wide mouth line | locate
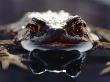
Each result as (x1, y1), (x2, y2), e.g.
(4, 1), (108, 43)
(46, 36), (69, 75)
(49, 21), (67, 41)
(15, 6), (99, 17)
(34, 41), (88, 48)
(21, 40), (93, 52)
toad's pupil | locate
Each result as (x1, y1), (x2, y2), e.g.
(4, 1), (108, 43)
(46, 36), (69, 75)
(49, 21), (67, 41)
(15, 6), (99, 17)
(32, 25), (39, 32)
(73, 26), (83, 36)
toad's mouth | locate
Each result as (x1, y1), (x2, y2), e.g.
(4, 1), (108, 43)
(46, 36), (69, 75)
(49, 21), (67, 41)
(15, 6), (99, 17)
(21, 40), (93, 52)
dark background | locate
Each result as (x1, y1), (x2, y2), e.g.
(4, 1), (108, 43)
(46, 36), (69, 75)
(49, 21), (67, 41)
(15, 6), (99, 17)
(0, 0), (110, 82)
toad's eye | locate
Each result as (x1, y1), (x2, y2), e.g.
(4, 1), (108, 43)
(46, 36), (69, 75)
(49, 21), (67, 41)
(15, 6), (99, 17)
(73, 24), (84, 36)
(26, 23), (38, 33)
(64, 16), (86, 36)
(26, 18), (47, 33)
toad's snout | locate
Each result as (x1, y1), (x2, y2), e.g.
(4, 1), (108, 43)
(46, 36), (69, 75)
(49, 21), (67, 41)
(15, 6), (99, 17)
(41, 28), (83, 44)
(45, 28), (66, 42)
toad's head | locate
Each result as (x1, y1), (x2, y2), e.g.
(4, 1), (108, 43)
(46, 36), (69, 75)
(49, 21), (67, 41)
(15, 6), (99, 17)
(16, 11), (93, 52)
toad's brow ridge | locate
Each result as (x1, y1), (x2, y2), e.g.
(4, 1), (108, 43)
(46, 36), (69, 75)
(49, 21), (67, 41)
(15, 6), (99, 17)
(27, 10), (79, 29)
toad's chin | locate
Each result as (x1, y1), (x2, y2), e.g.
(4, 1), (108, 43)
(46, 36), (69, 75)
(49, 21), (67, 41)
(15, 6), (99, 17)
(21, 40), (93, 52)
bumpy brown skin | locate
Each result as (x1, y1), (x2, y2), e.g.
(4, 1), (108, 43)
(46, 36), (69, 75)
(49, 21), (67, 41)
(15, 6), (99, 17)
(0, 13), (110, 75)
(0, 40), (27, 70)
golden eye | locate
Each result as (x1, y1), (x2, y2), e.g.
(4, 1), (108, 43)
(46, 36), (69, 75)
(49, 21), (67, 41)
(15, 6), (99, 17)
(26, 18), (46, 33)
(73, 26), (83, 35)
(26, 23), (39, 33)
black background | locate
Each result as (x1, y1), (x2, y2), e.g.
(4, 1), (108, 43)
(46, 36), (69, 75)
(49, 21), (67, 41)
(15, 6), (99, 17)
(0, 0), (110, 82)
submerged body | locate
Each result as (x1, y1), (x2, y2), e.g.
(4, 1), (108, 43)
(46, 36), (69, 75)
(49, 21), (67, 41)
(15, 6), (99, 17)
(0, 10), (110, 78)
